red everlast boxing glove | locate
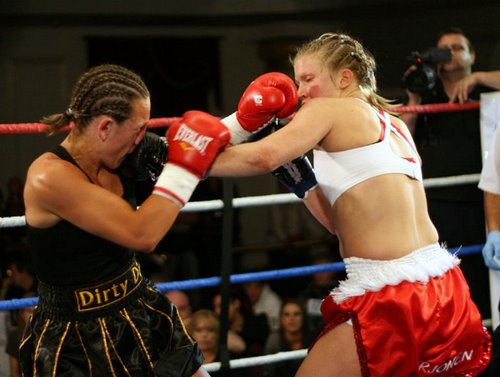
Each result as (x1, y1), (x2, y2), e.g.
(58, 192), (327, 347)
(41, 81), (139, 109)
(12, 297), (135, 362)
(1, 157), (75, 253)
(153, 111), (230, 207)
(222, 72), (298, 145)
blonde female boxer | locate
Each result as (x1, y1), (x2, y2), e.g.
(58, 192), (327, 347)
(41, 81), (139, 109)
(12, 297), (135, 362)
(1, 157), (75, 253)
(210, 33), (491, 376)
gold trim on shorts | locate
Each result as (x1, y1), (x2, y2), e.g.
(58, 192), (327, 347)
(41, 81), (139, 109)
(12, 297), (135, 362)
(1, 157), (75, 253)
(74, 262), (142, 312)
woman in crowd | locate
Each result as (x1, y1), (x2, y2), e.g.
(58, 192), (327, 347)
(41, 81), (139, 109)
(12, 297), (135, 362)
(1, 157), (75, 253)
(263, 298), (313, 377)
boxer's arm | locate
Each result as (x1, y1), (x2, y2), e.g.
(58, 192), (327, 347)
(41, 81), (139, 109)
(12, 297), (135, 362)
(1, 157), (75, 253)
(304, 188), (336, 235)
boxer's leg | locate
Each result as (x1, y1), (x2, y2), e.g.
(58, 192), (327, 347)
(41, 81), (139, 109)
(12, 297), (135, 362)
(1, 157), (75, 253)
(296, 322), (361, 377)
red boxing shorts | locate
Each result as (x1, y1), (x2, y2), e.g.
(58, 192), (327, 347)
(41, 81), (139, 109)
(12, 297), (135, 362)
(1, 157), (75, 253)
(313, 244), (491, 377)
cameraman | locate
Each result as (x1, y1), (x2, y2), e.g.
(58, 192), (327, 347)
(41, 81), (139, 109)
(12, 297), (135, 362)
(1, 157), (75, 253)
(401, 27), (500, 320)
(402, 27), (500, 133)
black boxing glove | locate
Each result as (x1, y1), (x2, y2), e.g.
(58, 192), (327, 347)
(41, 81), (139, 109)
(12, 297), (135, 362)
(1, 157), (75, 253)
(119, 132), (168, 181)
(272, 155), (318, 199)
(266, 119), (318, 199)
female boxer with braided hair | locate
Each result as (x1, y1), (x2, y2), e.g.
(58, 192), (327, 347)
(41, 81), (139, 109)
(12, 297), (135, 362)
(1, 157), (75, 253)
(20, 63), (297, 376)
(210, 33), (491, 376)
(21, 64), (227, 377)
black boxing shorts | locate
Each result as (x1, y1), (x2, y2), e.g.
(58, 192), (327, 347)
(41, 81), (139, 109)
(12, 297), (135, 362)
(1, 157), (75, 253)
(19, 261), (203, 377)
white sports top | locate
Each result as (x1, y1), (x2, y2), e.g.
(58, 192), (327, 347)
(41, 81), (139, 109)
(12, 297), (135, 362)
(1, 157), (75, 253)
(313, 108), (423, 206)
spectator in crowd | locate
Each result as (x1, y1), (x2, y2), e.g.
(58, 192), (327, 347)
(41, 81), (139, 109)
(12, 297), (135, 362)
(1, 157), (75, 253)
(2, 245), (37, 377)
(263, 298), (313, 377)
(165, 290), (194, 329)
(190, 309), (221, 365)
(212, 287), (270, 358)
(401, 27), (500, 318)
(189, 309), (250, 377)
(243, 281), (282, 332)
(298, 250), (346, 337)
(3, 242), (37, 301)
(5, 291), (36, 377)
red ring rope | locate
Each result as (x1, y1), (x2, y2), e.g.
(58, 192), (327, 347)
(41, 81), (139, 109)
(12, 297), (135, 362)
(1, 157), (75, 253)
(395, 101), (480, 114)
(0, 102), (480, 135)
(0, 117), (180, 135)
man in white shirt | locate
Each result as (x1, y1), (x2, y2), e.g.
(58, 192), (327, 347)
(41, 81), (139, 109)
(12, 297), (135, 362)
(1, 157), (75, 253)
(243, 281), (282, 331)
(478, 123), (500, 376)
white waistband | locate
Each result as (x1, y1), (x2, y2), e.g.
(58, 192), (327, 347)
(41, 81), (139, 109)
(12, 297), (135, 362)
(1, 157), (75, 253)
(332, 243), (460, 304)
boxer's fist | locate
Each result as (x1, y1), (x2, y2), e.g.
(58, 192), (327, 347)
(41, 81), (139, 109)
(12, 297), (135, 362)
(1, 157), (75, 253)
(119, 132), (168, 181)
(272, 155), (318, 199)
(153, 111), (230, 207)
(222, 72), (298, 145)
(168, 111), (229, 177)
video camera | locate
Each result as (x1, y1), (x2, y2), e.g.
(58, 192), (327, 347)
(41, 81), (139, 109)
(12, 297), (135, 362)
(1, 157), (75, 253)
(402, 47), (452, 95)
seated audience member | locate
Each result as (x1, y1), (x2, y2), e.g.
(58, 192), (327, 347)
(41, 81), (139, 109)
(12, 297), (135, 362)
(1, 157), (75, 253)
(298, 251), (346, 337)
(2, 245), (38, 377)
(190, 309), (250, 377)
(165, 290), (193, 328)
(6, 291), (36, 377)
(263, 298), (314, 377)
(243, 281), (282, 331)
(212, 287), (270, 357)
(190, 309), (221, 364)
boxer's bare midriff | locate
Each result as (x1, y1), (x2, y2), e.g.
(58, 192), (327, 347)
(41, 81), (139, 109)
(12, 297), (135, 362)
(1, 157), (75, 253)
(333, 174), (439, 260)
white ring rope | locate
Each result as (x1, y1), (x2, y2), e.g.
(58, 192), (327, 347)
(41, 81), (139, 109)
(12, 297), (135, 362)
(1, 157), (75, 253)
(0, 173), (481, 227)
(423, 173), (480, 188)
(0, 215), (26, 228)
(184, 192), (301, 213)
(204, 349), (308, 372)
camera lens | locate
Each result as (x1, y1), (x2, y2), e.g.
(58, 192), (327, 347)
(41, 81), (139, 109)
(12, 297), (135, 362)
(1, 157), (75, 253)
(402, 65), (437, 95)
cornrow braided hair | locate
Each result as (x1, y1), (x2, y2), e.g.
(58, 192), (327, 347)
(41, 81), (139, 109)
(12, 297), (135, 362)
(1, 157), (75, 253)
(293, 33), (399, 112)
(41, 64), (150, 135)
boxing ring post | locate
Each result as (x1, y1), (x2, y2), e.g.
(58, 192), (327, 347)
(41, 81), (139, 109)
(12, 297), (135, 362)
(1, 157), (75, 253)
(219, 177), (235, 373)
(479, 91), (500, 330)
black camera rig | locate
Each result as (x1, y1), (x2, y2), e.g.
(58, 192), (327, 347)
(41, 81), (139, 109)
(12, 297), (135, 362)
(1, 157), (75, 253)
(402, 47), (452, 95)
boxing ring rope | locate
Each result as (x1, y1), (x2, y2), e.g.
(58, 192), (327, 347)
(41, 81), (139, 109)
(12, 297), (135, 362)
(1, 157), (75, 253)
(204, 349), (308, 372)
(0, 101), (480, 135)
(0, 100), (492, 372)
(396, 101), (479, 114)
(0, 174), (483, 229)
(0, 117), (179, 134)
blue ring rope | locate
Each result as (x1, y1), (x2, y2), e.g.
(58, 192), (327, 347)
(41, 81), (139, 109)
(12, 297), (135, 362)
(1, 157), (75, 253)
(0, 244), (483, 311)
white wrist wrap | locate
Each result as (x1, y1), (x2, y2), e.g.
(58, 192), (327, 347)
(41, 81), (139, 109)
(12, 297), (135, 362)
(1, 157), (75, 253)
(221, 112), (251, 145)
(153, 163), (200, 207)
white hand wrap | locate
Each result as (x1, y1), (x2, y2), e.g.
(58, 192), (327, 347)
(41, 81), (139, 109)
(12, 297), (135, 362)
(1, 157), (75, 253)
(153, 164), (200, 207)
(221, 112), (251, 145)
